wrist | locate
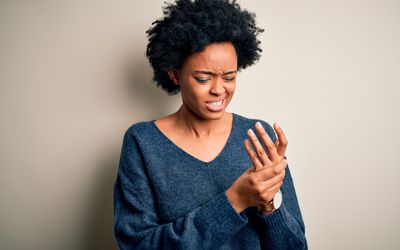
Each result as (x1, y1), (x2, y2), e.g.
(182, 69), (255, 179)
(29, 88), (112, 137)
(226, 188), (246, 214)
(257, 190), (283, 215)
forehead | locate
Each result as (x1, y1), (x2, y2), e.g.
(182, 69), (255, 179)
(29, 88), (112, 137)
(182, 42), (238, 71)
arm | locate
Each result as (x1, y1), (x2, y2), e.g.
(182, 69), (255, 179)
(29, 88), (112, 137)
(238, 121), (307, 249)
(257, 163), (308, 250)
(257, 120), (307, 249)
(113, 129), (248, 250)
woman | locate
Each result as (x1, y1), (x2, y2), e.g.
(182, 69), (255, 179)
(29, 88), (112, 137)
(113, 0), (307, 249)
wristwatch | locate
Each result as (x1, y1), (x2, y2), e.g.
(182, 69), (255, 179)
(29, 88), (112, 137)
(257, 190), (282, 215)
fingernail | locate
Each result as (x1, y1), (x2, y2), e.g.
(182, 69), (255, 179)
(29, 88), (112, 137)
(248, 129), (255, 136)
(255, 122), (263, 128)
(275, 122), (281, 129)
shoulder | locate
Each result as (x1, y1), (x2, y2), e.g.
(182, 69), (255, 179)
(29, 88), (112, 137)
(118, 120), (159, 159)
(233, 113), (277, 142)
(122, 120), (155, 142)
(127, 120), (151, 133)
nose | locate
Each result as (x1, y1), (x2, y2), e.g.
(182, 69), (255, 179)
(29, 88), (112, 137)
(209, 77), (225, 95)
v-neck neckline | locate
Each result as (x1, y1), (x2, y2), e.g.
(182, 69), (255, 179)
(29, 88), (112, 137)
(151, 113), (237, 165)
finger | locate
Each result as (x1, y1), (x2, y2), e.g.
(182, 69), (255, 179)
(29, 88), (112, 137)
(243, 139), (263, 172)
(273, 122), (288, 157)
(257, 159), (287, 181)
(247, 128), (271, 166)
(263, 169), (285, 191)
(246, 166), (255, 175)
(266, 179), (283, 193)
(256, 180), (283, 203)
(255, 122), (279, 162)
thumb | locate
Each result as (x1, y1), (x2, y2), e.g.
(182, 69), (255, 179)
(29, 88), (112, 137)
(245, 165), (255, 175)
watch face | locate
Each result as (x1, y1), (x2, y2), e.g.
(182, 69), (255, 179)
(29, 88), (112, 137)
(273, 190), (283, 209)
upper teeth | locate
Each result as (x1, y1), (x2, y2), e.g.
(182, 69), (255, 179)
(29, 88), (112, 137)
(207, 100), (223, 106)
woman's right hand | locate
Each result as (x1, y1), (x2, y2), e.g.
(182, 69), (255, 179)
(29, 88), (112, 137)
(226, 158), (287, 213)
(226, 122), (288, 214)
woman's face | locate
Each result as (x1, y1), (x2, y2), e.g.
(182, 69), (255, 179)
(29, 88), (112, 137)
(169, 42), (238, 120)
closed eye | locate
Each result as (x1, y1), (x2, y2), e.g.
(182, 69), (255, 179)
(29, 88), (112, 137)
(194, 78), (210, 83)
(223, 77), (235, 82)
(194, 77), (236, 83)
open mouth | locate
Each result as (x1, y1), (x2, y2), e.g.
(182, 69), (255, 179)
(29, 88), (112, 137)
(206, 99), (224, 107)
(205, 98), (226, 111)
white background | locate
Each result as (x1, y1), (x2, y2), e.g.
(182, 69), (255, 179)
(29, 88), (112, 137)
(1, 0), (399, 249)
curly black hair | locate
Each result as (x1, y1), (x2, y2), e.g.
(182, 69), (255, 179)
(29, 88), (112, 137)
(145, 0), (264, 95)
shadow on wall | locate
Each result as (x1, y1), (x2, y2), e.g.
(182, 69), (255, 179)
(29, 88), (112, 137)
(123, 51), (180, 120)
(81, 52), (180, 249)
(83, 152), (120, 250)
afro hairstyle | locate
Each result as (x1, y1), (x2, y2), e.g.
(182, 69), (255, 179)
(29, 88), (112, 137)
(145, 0), (264, 95)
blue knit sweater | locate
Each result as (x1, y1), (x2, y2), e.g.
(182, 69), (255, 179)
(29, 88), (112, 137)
(113, 113), (307, 249)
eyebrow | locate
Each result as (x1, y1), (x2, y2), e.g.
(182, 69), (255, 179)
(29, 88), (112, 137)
(194, 70), (238, 76)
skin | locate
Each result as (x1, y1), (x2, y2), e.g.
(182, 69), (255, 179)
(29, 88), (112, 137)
(155, 42), (289, 214)
(227, 121), (288, 214)
(156, 42), (238, 162)
(169, 42), (237, 122)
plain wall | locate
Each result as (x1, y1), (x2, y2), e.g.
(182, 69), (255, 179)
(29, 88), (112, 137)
(1, 0), (399, 249)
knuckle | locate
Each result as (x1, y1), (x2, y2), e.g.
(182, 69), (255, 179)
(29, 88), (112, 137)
(266, 168), (275, 177)
(255, 186), (263, 195)
(259, 128), (267, 136)
(260, 132), (269, 141)
(280, 170), (286, 179)
(273, 166), (280, 175)
(272, 158), (280, 165)
(249, 175), (257, 185)
(250, 152), (257, 161)
(248, 149), (254, 156)
(267, 143), (275, 151)
(255, 163), (264, 171)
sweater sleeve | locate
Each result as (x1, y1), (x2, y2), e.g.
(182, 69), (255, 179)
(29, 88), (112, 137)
(113, 128), (248, 250)
(256, 164), (308, 250)
(255, 120), (308, 249)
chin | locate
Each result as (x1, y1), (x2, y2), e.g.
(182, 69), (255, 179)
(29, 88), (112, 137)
(201, 109), (227, 120)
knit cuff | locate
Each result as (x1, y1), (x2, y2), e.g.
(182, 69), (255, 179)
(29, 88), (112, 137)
(257, 202), (307, 249)
(258, 202), (291, 235)
(194, 191), (248, 246)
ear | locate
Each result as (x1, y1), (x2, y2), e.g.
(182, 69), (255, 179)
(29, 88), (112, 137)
(167, 69), (180, 86)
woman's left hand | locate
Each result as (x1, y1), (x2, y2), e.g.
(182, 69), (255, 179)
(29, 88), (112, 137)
(243, 122), (288, 201)
(245, 122), (288, 169)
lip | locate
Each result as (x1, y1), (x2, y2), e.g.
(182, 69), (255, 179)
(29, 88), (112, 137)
(206, 97), (226, 103)
(205, 98), (226, 112)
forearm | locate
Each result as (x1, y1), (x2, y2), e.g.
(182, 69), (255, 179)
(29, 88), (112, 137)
(115, 180), (249, 250)
(258, 203), (307, 249)
(257, 166), (307, 249)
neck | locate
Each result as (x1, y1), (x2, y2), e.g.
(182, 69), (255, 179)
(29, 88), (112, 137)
(174, 105), (231, 138)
